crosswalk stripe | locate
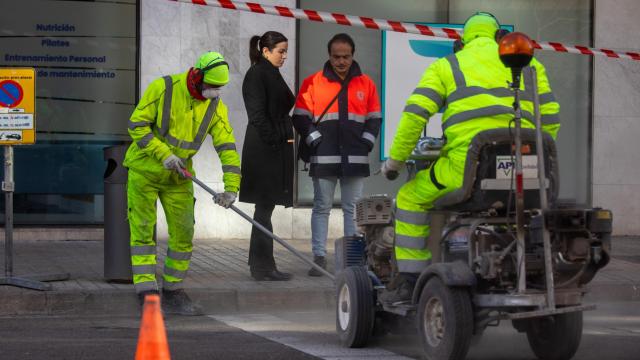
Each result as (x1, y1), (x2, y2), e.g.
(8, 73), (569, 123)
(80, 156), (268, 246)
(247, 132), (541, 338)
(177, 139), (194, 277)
(209, 313), (414, 360)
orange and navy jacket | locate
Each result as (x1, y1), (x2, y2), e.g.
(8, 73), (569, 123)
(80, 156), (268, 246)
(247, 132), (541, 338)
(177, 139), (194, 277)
(292, 61), (381, 177)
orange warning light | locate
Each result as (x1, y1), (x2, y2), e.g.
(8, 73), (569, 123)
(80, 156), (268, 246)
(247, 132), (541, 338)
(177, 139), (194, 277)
(499, 32), (535, 69)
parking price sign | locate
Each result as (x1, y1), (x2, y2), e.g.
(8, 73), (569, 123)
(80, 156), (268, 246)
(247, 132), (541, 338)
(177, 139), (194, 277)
(0, 68), (36, 145)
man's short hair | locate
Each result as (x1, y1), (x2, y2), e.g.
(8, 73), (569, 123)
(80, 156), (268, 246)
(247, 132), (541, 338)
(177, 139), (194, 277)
(327, 33), (355, 54)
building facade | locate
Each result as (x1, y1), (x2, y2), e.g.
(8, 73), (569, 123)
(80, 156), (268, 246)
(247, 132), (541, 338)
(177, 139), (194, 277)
(0, 0), (638, 238)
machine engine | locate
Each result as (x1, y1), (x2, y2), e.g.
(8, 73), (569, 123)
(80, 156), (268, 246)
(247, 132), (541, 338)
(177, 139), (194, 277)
(355, 195), (395, 282)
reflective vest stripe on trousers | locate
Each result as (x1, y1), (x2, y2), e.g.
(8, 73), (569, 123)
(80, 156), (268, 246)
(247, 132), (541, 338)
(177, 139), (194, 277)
(395, 208), (432, 271)
(167, 248), (192, 261)
(163, 266), (188, 279)
(396, 208), (430, 225)
(135, 281), (158, 292)
(131, 245), (156, 256)
(132, 264), (156, 275)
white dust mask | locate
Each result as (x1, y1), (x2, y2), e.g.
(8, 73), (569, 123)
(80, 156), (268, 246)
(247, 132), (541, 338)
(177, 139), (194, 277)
(202, 88), (221, 99)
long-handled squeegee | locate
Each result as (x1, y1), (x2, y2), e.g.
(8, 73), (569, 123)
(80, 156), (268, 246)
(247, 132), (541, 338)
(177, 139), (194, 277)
(181, 169), (335, 281)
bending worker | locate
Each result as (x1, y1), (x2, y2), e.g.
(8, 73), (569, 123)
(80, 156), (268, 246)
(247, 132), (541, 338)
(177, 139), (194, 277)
(124, 51), (241, 315)
(380, 13), (560, 303)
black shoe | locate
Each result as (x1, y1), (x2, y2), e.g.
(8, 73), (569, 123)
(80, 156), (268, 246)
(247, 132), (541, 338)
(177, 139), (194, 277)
(308, 256), (327, 277)
(137, 289), (159, 307)
(251, 269), (293, 281)
(161, 289), (203, 316)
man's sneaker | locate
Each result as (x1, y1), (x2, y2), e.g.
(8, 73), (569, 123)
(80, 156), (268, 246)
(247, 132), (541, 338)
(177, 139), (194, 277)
(161, 289), (203, 316)
(308, 256), (327, 277)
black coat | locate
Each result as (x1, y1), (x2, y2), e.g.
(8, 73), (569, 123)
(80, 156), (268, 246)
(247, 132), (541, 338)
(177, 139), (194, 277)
(239, 57), (295, 207)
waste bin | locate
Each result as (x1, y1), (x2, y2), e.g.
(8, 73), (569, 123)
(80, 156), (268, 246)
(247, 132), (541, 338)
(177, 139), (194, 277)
(103, 144), (132, 282)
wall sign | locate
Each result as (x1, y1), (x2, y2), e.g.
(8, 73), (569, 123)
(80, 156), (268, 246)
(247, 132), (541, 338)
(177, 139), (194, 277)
(0, 0), (136, 136)
(0, 68), (36, 145)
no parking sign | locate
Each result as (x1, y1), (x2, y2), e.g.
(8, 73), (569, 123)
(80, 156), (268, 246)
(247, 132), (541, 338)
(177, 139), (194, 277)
(0, 80), (24, 108)
(0, 68), (35, 145)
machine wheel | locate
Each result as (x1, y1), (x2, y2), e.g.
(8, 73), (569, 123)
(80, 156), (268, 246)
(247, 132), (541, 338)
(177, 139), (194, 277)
(336, 266), (375, 348)
(417, 277), (473, 360)
(525, 311), (583, 360)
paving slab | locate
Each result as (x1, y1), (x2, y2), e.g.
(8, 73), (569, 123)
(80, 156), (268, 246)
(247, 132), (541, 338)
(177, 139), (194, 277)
(0, 236), (637, 315)
(0, 237), (334, 316)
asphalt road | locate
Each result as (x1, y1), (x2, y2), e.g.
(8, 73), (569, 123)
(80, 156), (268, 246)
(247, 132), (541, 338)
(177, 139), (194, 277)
(0, 301), (638, 359)
(211, 301), (640, 360)
(0, 314), (319, 360)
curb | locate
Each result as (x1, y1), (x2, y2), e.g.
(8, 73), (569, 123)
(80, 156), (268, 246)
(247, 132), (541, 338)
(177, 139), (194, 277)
(0, 287), (337, 317)
(1, 281), (638, 317)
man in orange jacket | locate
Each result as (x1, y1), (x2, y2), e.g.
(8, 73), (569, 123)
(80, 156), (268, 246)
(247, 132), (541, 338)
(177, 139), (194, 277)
(292, 33), (382, 276)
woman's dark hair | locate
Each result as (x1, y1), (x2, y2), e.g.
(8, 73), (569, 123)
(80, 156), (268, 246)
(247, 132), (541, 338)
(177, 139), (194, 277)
(249, 31), (288, 64)
(327, 33), (355, 54)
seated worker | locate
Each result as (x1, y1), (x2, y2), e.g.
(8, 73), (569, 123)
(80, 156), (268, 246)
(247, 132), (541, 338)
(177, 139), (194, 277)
(380, 12), (560, 302)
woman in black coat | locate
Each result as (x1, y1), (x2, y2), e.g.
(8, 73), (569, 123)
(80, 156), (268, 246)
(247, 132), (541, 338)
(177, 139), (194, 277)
(240, 31), (295, 281)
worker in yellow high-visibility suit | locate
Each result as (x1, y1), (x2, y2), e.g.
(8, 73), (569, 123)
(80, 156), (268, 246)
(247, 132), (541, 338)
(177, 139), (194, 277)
(125, 51), (241, 315)
(380, 13), (560, 302)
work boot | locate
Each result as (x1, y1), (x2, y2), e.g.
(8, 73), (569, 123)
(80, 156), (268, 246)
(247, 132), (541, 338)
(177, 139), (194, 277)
(308, 256), (327, 277)
(137, 289), (160, 307)
(378, 275), (413, 304)
(161, 289), (203, 316)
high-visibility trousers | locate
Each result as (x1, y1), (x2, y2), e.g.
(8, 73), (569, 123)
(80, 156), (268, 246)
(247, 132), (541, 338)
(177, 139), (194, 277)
(128, 170), (195, 294)
(394, 156), (463, 274)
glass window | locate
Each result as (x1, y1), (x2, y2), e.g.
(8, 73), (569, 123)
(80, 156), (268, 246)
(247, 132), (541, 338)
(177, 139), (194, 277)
(0, 0), (137, 224)
(297, 0), (448, 205)
(297, 0), (592, 206)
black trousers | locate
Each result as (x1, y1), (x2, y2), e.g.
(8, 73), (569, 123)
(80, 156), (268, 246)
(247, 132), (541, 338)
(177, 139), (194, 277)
(248, 203), (277, 272)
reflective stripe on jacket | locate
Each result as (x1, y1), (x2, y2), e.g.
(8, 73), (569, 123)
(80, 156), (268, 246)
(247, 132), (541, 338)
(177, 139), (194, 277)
(292, 61), (382, 177)
(390, 37), (560, 166)
(124, 71), (241, 191)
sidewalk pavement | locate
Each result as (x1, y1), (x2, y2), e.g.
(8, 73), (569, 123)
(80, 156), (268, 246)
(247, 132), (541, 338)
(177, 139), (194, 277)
(0, 236), (638, 316)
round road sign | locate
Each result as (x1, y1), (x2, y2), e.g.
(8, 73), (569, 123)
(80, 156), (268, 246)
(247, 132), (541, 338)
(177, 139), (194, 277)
(0, 80), (24, 108)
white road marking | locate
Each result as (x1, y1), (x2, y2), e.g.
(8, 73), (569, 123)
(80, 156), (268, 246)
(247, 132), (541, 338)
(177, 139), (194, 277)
(210, 313), (414, 360)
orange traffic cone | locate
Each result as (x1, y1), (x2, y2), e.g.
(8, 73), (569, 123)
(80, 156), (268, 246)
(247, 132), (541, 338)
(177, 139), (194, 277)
(135, 294), (171, 360)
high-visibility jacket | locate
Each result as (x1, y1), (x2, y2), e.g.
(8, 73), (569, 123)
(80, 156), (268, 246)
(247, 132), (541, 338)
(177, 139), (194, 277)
(390, 37), (560, 274)
(390, 37), (560, 169)
(292, 61), (382, 177)
(124, 71), (241, 191)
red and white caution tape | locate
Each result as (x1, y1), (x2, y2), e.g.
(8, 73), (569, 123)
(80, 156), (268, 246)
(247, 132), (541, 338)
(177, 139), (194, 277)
(173, 0), (462, 39)
(171, 0), (640, 62)
(531, 41), (640, 62)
